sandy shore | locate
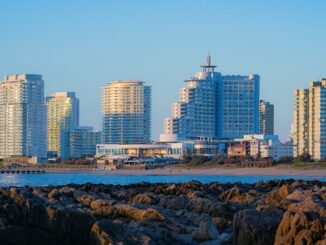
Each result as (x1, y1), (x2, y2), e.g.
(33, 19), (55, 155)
(46, 167), (326, 178)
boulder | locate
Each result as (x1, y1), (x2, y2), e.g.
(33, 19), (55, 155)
(89, 219), (147, 245)
(129, 192), (158, 205)
(274, 193), (326, 245)
(233, 209), (283, 245)
(114, 204), (165, 221)
(192, 219), (219, 242)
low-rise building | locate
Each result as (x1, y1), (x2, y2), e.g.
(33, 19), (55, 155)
(62, 127), (101, 159)
(96, 140), (227, 166)
(231, 134), (293, 160)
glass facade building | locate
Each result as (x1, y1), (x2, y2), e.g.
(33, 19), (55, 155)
(102, 80), (151, 144)
(64, 126), (101, 158)
(46, 92), (79, 158)
(0, 74), (47, 160)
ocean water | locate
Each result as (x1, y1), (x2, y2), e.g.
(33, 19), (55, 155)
(0, 172), (325, 187)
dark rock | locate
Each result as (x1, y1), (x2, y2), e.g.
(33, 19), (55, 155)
(233, 209), (283, 245)
(192, 219), (219, 242)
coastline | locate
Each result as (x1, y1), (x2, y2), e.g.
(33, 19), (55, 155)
(45, 166), (326, 178)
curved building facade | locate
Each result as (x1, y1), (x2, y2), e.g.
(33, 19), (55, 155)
(102, 80), (151, 144)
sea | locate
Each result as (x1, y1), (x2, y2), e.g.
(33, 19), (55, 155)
(0, 172), (325, 187)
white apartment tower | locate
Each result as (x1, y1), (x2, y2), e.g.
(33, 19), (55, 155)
(164, 55), (221, 139)
(46, 92), (79, 158)
(102, 80), (151, 144)
(292, 79), (326, 160)
(259, 100), (274, 135)
(161, 55), (260, 141)
(0, 74), (47, 159)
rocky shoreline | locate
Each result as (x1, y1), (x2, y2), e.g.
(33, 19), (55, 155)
(0, 180), (325, 245)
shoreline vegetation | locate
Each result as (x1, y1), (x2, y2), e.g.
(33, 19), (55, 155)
(0, 180), (324, 244)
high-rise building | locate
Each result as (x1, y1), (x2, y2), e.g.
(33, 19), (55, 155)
(63, 126), (101, 158)
(102, 80), (151, 144)
(220, 74), (260, 139)
(163, 55), (221, 140)
(292, 79), (326, 160)
(0, 74), (47, 160)
(46, 92), (79, 158)
(161, 55), (260, 141)
(259, 100), (274, 135)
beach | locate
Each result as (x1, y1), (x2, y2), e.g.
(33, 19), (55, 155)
(42, 165), (326, 177)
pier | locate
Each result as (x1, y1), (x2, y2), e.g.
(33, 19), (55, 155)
(0, 169), (46, 174)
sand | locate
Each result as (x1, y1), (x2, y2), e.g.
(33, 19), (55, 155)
(46, 166), (326, 177)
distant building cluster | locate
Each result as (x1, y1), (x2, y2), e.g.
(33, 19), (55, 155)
(2, 54), (324, 164)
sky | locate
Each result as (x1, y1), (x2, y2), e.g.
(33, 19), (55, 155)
(0, 0), (325, 140)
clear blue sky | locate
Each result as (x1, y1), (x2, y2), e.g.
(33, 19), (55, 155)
(1, 0), (325, 140)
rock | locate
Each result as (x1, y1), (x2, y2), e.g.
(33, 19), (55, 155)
(219, 187), (256, 204)
(89, 219), (148, 245)
(114, 204), (165, 221)
(129, 192), (158, 205)
(212, 216), (228, 231)
(192, 219), (219, 242)
(233, 209), (283, 245)
(274, 193), (326, 245)
(265, 184), (294, 206)
(73, 190), (99, 206)
(48, 189), (61, 200)
(187, 197), (214, 212)
(0, 181), (323, 244)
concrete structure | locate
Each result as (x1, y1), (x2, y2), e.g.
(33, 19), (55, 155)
(259, 100), (274, 135)
(292, 79), (326, 160)
(46, 92), (79, 158)
(0, 74), (47, 160)
(96, 141), (226, 163)
(161, 54), (259, 141)
(102, 80), (151, 144)
(163, 54), (221, 140)
(227, 144), (246, 157)
(64, 126), (101, 159)
(232, 134), (293, 160)
(220, 74), (260, 139)
(292, 89), (309, 157)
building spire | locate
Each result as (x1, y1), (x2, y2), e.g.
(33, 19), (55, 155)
(206, 51), (211, 66)
(201, 52), (216, 72)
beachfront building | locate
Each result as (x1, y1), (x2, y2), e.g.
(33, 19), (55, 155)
(161, 54), (260, 141)
(220, 74), (260, 139)
(292, 89), (309, 157)
(163, 54), (221, 140)
(102, 80), (151, 144)
(293, 79), (326, 160)
(46, 92), (79, 158)
(230, 134), (293, 160)
(62, 126), (101, 159)
(259, 100), (274, 135)
(0, 74), (47, 161)
(96, 141), (226, 164)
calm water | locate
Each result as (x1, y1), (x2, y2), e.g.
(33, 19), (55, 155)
(0, 172), (325, 187)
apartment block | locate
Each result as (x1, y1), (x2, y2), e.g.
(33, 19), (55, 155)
(102, 80), (151, 144)
(0, 74), (47, 160)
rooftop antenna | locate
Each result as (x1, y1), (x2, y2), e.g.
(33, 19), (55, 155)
(201, 51), (216, 72)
